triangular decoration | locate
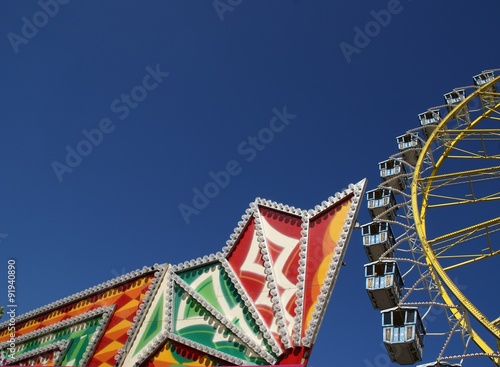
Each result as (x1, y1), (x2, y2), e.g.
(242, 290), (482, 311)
(1, 306), (113, 367)
(0, 179), (366, 367)
(170, 281), (270, 366)
(257, 206), (303, 346)
(225, 215), (285, 350)
(119, 267), (171, 367)
(176, 261), (277, 361)
(136, 295), (164, 353)
(300, 194), (357, 346)
(117, 179), (366, 366)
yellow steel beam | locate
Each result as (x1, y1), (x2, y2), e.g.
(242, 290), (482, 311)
(427, 196), (500, 209)
(428, 217), (500, 245)
(442, 249), (500, 271)
(431, 217), (498, 259)
(444, 129), (500, 133)
(438, 253), (494, 259)
(447, 155), (500, 159)
(418, 165), (500, 183)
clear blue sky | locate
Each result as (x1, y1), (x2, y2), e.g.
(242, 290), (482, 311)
(1, 1), (499, 366)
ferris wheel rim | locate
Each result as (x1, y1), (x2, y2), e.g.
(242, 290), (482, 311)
(410, 74), (500, 361)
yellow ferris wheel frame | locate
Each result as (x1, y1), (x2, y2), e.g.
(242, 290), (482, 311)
(412, 74), (500, 364)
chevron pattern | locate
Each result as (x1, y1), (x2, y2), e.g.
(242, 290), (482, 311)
(0, 179), (365, 367)
(121, 180), (366, 367)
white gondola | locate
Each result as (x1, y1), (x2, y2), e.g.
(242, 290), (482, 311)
(444, 89), (466, 109)
(418, 110), (441, 139)
(473, 71), (497, 106)
(379, 159), (407, 190)
(361, 222), (395, 262)
(473, 71), (495, 86)
(397, 133), (422, 166)
(366, 188), (398, 221)
(365, 260), (403, 310)
(444, 89), (468, 120)
(382, 307), (426, 365)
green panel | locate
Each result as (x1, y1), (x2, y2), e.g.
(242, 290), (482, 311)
(178, 263), (239, 311)
(11, 316), (102, 366)
(177, 263), (275, 357)
(133, 294), (164, 355)
(172, 283), (268, 365)
(61, 335), (89, 366)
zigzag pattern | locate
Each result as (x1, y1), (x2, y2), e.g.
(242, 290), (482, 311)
(121, 180), (366, 367)
(0, 179), (365, 367)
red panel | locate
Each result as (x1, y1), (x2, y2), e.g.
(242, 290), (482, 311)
(226, 217), (278, 345)
(259, 207), (302, 340)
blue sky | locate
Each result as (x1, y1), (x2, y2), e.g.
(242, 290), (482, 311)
(1, 1), (499, 366)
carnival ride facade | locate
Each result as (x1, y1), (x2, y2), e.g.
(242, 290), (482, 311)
(0, 181), (366, 366)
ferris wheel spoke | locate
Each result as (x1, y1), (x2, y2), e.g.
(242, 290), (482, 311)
(426, 193), (500, 209)
(421, 165), (500, 183)
(421, 171), (500, 210)
(483, 101), (500, 115)
(428, 217), (500, 247)
(439, 250), (500, 271)
(444, 143), (500, 159)
(444, 128), (500, 134)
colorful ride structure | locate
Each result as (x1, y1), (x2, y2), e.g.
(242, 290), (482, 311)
(0, 180), (366, 367)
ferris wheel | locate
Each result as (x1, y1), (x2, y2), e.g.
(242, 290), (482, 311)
(361, 69), (500, 366)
